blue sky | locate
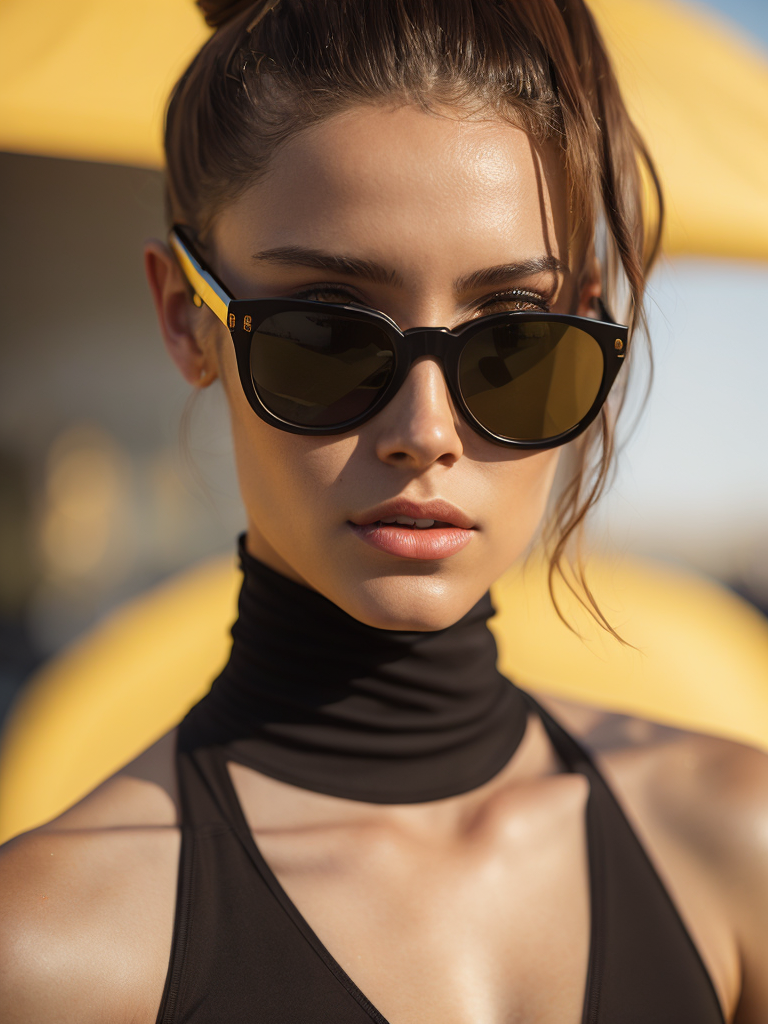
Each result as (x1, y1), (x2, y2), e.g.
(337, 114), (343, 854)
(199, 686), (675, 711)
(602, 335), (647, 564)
(697, 0), (768, 48)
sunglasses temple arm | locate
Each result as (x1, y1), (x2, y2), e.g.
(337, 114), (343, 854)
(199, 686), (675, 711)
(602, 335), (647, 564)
(169, 229), (232, 327)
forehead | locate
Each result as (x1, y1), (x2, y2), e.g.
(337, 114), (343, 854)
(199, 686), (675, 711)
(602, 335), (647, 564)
(214, 104), (570, 279)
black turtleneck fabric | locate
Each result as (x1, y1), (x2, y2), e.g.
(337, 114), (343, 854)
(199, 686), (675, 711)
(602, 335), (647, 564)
(161, 540), (726, 1024)
(179, 537), (530, 803)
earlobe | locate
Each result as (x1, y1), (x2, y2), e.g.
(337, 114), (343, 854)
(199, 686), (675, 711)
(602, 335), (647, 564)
(144, 240), (215, 386)
(197, 364), (217, 388)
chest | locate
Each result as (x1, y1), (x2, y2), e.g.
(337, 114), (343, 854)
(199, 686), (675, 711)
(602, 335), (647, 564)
(256, 777), (591, 1024)
(153, 746), (728, 1024)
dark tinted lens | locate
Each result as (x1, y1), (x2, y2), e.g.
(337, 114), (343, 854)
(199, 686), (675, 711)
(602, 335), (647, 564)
(458, 321), (604, 441)
(249, 311), (394, 427)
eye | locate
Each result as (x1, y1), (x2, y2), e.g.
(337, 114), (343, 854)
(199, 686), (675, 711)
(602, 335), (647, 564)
(478, 289), (550, 315)
(292, 286), (357, 305)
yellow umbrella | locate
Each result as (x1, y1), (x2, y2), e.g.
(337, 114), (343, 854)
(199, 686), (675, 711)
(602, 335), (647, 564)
(0, 0), (766, 260)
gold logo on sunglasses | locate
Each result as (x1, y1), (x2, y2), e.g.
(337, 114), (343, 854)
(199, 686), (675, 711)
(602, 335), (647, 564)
(228, 312), (236, 329)
(244, 315), (252, 332)
(614, 338), (624, 350)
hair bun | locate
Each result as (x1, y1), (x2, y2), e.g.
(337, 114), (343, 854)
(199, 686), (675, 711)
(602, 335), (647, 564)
(196, 0), (258, 29)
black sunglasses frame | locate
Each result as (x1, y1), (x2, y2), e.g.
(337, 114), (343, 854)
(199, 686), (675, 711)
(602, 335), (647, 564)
(170, 225), (628, 450)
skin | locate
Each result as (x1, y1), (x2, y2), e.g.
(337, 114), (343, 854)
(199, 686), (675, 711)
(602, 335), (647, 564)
(2, 104), (768, 1024)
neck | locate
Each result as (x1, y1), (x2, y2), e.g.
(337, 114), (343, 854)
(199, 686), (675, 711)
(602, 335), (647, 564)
(179, 537), (530, 803)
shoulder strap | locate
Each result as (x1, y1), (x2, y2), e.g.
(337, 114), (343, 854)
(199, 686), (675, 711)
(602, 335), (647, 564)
(156, 730), (386, 1024)
(523, 691), (724, 1024)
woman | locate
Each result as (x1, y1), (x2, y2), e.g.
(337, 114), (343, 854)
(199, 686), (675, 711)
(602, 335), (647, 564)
(2, 0), (767, 1020)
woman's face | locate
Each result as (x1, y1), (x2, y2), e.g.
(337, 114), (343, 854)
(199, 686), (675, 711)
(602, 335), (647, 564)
(151, 104), (599, 630)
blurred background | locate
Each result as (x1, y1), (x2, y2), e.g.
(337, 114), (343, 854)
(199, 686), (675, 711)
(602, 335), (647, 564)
(0, 0), (767, 734)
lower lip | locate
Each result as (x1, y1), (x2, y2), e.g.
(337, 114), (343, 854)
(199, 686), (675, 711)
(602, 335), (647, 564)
(349, 522), (474, 560)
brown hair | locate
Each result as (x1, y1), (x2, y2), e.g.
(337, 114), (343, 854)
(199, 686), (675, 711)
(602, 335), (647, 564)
(165, 0), (663, 637)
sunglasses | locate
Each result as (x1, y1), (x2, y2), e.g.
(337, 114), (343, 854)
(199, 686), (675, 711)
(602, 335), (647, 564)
(169, 226), (628, 450)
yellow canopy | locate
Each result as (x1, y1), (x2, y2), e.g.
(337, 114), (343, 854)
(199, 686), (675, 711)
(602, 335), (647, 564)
(0, 0), (766, 260)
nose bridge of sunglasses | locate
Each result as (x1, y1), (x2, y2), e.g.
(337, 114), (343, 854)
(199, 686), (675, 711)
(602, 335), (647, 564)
(401, 327), (456, 361)
(392, 329), (474, 416)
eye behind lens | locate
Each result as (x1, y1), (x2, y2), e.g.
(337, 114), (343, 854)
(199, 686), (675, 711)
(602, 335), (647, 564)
(458, 321), (605, 441)
(248, 311), (396, 427)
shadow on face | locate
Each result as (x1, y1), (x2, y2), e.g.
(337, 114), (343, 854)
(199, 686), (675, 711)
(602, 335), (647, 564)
(153, 103), (601, 630)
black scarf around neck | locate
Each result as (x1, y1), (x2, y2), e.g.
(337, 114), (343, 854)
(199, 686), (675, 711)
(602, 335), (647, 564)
(179, 537), (529, 803)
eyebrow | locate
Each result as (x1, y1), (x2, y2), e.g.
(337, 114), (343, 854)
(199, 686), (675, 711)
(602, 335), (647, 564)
(252, 247), (568, 292)
(253, 247), (402, 287)
(455, 255), (568, 292)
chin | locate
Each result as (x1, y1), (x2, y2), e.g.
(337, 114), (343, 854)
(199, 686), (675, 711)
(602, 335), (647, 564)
(335, 571), (486, 632)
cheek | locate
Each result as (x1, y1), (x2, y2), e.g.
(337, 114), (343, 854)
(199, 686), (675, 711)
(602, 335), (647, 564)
(227, 390), (355, 535)
(485, 448), (561, 558)
(231, 414), (339, 511)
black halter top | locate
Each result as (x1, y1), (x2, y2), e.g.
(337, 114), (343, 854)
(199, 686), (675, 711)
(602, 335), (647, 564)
(157, 542), (725, 1024)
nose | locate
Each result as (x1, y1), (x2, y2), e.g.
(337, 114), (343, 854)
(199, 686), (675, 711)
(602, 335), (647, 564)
(372, 356), (464, 470)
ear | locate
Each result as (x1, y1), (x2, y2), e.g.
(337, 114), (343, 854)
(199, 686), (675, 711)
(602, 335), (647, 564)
(575, 254), (602, 318)
(144, 240), (218, 387)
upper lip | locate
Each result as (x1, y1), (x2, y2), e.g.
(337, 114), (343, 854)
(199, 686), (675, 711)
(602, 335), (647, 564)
(350, 498), (476, 529)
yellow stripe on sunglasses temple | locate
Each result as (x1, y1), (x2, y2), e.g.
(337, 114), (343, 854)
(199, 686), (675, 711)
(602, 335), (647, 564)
(169, 229), (231, 327)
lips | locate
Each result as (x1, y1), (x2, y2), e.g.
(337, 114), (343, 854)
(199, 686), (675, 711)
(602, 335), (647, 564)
(348, 499), (476, 560)
(350, 499), (476, 530)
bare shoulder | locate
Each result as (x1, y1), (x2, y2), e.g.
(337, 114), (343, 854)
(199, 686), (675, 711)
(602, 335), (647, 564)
(539, 693), (768, 862)
(0, 730), (180, 1024)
